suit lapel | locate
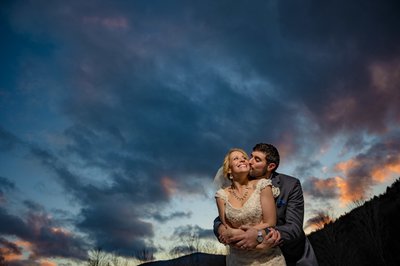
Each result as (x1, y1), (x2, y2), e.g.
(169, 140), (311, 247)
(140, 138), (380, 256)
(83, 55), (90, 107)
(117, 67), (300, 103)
(271, 172), (281, 188)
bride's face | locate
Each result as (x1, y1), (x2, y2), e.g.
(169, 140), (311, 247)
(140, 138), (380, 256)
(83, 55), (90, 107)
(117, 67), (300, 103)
(228, 151), (250, 176)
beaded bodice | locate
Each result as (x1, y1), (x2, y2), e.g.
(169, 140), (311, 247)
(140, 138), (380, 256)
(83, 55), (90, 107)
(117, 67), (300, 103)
(215, 179), (278, 228)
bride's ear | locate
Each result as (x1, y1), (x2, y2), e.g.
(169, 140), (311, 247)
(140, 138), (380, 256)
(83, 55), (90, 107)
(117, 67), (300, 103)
(227, 166), (232, 175)
(227, 170), (233, 180)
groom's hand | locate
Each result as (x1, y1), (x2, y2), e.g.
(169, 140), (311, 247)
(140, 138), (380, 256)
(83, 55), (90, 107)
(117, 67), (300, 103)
(231, 225), (258, 249)
(255, 227), (282, 250)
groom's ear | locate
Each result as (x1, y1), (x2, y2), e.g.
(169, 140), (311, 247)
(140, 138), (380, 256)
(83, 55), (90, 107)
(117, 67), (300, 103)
(267, 163), (276, 172)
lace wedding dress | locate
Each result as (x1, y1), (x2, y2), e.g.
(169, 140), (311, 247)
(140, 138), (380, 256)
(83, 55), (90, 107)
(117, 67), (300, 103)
(215, 179), (286, 266)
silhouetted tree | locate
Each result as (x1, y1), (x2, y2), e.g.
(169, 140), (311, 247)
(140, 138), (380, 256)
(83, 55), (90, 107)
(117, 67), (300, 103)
(87, 248), (107, 266)
(135, 247), (154, 262)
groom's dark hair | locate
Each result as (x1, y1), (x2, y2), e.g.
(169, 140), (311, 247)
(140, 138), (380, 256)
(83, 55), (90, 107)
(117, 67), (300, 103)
(252, 143), (280, 171)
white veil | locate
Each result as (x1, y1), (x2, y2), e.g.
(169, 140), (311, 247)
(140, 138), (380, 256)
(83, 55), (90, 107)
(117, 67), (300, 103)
(212, 166), (231, 190)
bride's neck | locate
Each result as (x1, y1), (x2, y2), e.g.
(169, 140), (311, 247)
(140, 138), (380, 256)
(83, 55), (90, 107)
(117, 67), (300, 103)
(231, 173), (249, 187)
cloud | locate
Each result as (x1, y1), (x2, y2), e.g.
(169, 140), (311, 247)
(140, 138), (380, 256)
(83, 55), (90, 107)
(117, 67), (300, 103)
(303, 176), (339, 199)
(334, 134), (400, 202)
(168, 225), (215, 256)
(304, 131), (400, 204)
(0, 207), (30, 238)
(0, 128), (169, 256)
(294, 161), (323, 179)
(153, 211), (192, 223)
(39, 260), (57, 266)
(0, 172), (87, 263)
(0, 127), (22, 152)
(4, 0), (400, 164)
(0, 237), (22, 263)
(76, 199), (155, 256)
(0, 176), (15, 204)
(172, 225), (214, 240)
(0, 205), (88, 262)
(304, 211), (334, 233)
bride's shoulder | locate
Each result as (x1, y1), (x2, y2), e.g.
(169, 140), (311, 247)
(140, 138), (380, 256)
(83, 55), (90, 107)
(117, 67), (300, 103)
(255, 178), (273, 189)
(215, 188), (229, 198)
(248, 179), (259, 188)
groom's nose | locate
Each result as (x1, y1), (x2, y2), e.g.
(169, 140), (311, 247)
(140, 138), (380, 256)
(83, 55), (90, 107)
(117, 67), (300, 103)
(249, 158), (254, 165)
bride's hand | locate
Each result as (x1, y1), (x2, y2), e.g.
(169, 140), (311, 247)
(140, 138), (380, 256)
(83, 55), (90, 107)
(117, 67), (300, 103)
(219, 227), (244, 244)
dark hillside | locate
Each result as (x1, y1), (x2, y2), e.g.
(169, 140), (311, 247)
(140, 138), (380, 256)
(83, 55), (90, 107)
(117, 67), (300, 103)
(139, 252), (225, 266)
(309, 178), (400, 266)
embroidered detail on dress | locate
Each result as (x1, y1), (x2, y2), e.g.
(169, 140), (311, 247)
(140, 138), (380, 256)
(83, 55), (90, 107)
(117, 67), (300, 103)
(258, 179), (280, 198)
(215, 189), (228, 201)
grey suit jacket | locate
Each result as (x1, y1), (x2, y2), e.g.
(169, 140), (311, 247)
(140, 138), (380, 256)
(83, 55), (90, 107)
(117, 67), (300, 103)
(213, 172), (318, 266)
(271, 172), (318, 266)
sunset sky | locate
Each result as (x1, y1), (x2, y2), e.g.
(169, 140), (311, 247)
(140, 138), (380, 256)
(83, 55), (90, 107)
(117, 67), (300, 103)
(1, 0), (400, 265)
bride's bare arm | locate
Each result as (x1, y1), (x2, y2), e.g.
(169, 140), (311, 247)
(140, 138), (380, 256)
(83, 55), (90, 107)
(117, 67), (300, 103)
(255, 185), (276, 229)
(216, 197), (228, 229)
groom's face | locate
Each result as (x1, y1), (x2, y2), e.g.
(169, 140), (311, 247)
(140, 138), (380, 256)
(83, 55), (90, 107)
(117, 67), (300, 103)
(249, 151), (269, 178)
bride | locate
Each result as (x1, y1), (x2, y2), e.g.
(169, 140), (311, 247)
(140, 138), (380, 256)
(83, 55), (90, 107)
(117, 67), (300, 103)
(214, 148), (286, 266)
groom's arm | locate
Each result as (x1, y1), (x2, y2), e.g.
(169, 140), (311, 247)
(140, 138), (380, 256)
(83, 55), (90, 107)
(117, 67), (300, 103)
(275, 179), (305, 245)
(213, 216), (222, 238)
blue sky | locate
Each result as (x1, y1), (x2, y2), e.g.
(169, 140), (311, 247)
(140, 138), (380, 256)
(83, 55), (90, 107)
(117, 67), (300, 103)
(1, 0), (400, 264)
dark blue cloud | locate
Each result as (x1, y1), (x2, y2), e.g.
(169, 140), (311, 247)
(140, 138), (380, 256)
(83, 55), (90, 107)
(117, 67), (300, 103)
(0, 127), (22, 151)
(0, 176), (15, 191)
(0, 205), (88, 260)
(153, 211), (192, 223)
(173, 224), (214, 240)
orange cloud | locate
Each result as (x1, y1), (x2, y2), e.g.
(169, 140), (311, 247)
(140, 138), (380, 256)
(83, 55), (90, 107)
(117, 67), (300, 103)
(161, 176), (178, 196)
(3, 252), (22, 262)
(40, 260), (57, 266)
(335, 159), (359, 174)
(14, 240), (32, 249)
(305, 212), (334, 233)
(334, 153), (400, 204)
(334, 176), (359, 205)
(371, 163), (400, 182)
(314, 177), (337, 191)
(308, 174), (369, 205)
(1, 239), (31, 262)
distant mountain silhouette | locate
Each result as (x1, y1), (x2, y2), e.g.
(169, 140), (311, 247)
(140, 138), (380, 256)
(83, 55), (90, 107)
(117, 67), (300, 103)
(139, 252), (225, 266)
(140, 178), (400, 266)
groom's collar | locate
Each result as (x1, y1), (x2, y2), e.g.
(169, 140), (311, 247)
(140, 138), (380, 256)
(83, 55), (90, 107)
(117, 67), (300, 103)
(270, 172), (281, 187)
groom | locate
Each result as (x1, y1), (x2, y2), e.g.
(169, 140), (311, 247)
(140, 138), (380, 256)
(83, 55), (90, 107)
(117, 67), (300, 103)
(214, 143), (318, 266)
